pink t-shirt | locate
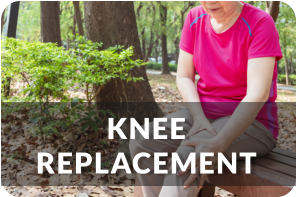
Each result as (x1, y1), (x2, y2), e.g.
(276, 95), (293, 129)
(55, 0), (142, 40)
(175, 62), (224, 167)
(179, 2), (283, 139)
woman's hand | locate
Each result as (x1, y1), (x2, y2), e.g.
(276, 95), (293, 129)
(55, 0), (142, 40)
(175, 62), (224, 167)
(177, 137), (225, 191)
(186, 119), (217, 139)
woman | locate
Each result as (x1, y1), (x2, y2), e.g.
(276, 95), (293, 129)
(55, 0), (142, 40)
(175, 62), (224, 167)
(130, 1), (282, 197)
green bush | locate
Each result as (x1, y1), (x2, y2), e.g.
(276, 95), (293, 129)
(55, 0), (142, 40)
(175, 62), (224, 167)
(169, 63), (177, 72)
(1, 36), (145, 102)
(146, 62), (161, 70)
(146, 62), (177, 72)
(1, 36), (145, 146)
(277, 74), (296, 85)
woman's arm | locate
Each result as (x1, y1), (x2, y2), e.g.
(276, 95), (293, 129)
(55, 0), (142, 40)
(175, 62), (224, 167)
(176, 49), (216, 136)
(212, 56), (276, 151)
(180, 56), (276, 189)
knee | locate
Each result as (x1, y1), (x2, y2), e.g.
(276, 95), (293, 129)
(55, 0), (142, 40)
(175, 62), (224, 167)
(175, 146), (195, 162)
(168, 145), (196, 170)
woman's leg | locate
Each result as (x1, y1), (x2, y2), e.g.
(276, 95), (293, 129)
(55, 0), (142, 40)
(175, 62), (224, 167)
(129, 107), (195, 197)
(159, 116), (276, 197)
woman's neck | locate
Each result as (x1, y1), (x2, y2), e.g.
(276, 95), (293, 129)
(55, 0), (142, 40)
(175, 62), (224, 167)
(210, 1), (244, 34)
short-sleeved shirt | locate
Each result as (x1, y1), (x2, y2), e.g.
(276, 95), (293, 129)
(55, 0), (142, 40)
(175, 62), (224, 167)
(179, 2), (283, 139)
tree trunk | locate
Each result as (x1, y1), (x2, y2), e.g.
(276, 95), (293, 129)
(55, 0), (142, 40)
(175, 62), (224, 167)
(173, 12), (179, 62)
(276, 60), (280, 73)
(67, 35), (70, 50)
(141, 28), (146, 61)
(159, 5), (170, 74)
(142, 39), (146, 60)
(40, 1), (62, 46)
(154, 41), (159, 63)
(284, 56), (289, 86)
(144, 29), (154, 62)
(144, 14), (156, 62)
(73, 1), (84, 36)
(174, 26), (178, 62)
(283, 41), (290, 86)
(290, 55), (294, 74)
(175, 2), (194, 64)
(1, 8), (7, 35)
(266, 1), (280, 22)
(174, 37), (179, 62)
(72, 14), (76, 38)
(181, 13), (185, 30)
(84, 1), (164, 157)
(248, 1), (255, 5)
(288, 55), (291, 74)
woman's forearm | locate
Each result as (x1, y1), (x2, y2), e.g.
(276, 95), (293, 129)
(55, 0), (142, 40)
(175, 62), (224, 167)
(212, 95), (267, 151)
(177, 77), (208, 122)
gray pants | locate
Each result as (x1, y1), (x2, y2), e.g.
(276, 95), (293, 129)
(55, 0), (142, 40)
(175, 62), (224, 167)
(129, 107), (276, 197)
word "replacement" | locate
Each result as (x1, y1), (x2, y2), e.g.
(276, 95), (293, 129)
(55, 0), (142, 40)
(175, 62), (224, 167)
(38, 152), (256, 175)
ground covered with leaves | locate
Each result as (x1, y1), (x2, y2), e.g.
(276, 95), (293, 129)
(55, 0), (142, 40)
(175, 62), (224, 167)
(2, 73), (296, 197)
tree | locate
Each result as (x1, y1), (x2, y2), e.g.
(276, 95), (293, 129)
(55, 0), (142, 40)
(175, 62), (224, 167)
(84, 1), (164, 156)
(136, 2), (146, 60)
(247, 1), (255, 6)
(72, 1), (84, 36)
(266, 1), (280, 22)
(267, 1), (289, 85)
(1, 7), (7, 35)
(40, 1), (62, 46)
(134, 2), (197, 66)
(154, 39), (160, 62)
(134, 1), (177, 65)
(283, 35), (290, 86)
(135, 2), (160, 62)
(266, 1), (288, 84)
(274, 2), (296, 85)
(144, 22), (155, 62)
(173, 2), (196, 62)
(16, 2), (40, 42)
(1, 7), (6, 96)
(158, 3), (170, 74)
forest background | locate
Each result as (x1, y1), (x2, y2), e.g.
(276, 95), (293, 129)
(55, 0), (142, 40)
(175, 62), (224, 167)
(1, 1), (296, 196)
(1, 1), (296, 84)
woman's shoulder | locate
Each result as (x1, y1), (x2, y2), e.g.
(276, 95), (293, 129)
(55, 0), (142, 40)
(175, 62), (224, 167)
(243, 3), (276, 26)
(185, 6), (208, 26)
(187, 5), (207, 18)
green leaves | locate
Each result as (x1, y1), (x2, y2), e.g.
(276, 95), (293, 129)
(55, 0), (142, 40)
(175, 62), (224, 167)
(87, 111), (97, 118)
(81, 119), (98, 132)
(2, 37), (72, 101)
(107, 110), (116, 119)
(90, 120), (98, 132)
(2, 36), (142, 135)
(76, 108), (116, 133)
(2, 36), (144, 102)
(81, 121), (90, 132)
